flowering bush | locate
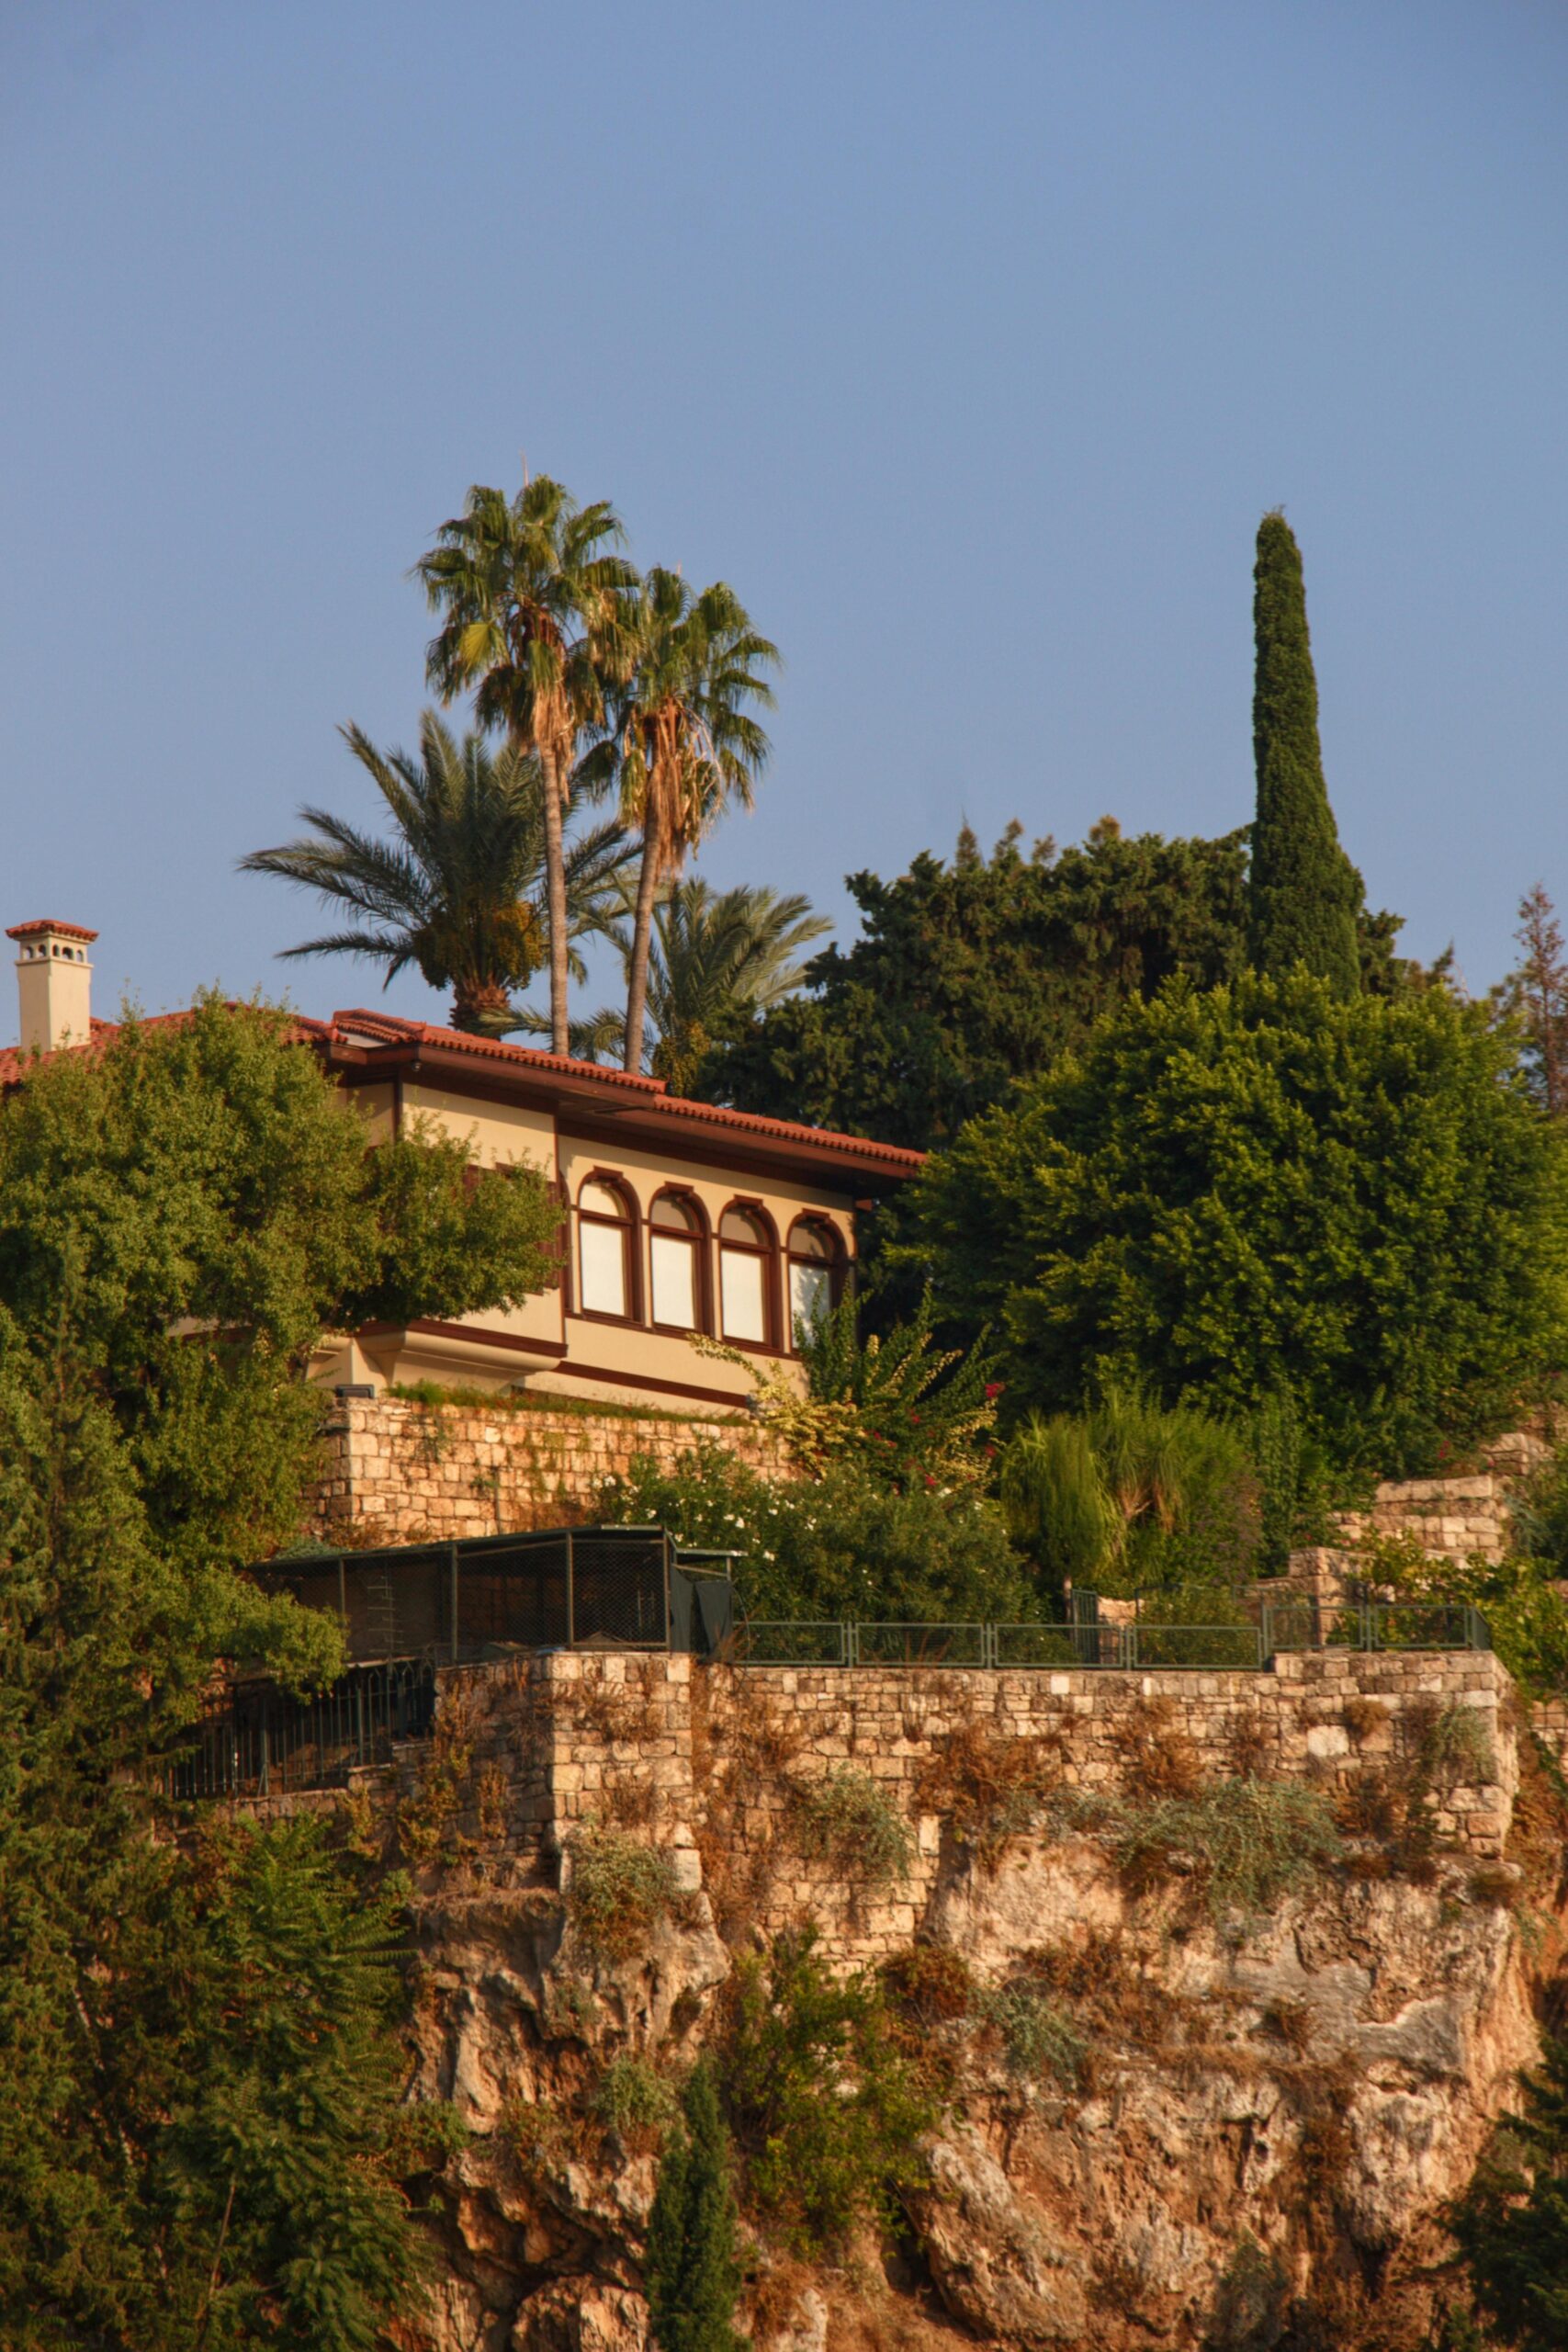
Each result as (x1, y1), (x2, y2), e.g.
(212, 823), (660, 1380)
(601, 1442), (1035, 1623)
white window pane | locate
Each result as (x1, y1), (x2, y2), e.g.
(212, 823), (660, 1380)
(651, 1234), (697, 1329)
(790, 1261), (831, 1340)
(721, 1248), (767, 1343)
(580, 1181), (622, 1218)
(580, 1219), (626, 1317)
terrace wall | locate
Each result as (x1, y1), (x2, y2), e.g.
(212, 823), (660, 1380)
(311, 1395), (796, 1545)
(368, 1645), (1517, 1967)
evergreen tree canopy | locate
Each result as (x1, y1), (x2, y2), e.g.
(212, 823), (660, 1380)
(1450, 2034), (1568, 2351)
(645, 2064), (743, 2352)
(1247, 512), (1363, 996)
(0, 1001), (554, 2345)
(699, 819), (1253, 1153)
(909, 970), (1568, 1476)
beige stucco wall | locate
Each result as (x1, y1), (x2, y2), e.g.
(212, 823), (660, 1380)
(313, 1079), (858, 1407)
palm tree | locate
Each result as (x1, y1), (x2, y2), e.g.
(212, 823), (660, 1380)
(614, 569), (778, 1071)
(240, 713), (637, 1035)
(518, 878), (828, 1090)
(415, 477), (637, 1055)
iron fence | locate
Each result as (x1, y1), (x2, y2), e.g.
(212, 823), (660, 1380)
(171, 1658), (436, 1800)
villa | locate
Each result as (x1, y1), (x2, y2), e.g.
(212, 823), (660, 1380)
(2, 917), (924, 1412)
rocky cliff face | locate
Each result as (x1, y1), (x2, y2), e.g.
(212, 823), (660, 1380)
(384, 1653), (1564, 2352)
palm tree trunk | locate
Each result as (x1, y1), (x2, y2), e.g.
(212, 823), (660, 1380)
(541, 744), (571, 1057)
(623, 829), (661, 1072)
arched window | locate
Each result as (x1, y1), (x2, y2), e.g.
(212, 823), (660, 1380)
(787, 1216), (842, 1344)
(718, 1204), (775, 1347)
(577, 1176), (637, 1321)
(649, 1191), (705, 1332)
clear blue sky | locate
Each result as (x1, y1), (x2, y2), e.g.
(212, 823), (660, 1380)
(3, 1), (1564, 1035)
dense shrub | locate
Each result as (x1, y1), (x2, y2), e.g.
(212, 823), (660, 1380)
(975, 1980), (1089, 2088)
(722, 1927), (935, 2252)
(1450, 2035), (1568, 2351)
(563, 1827), (681, 1959)
(791, 1770), (913, 1894)
(1000, 1389), (1259, 1596)
(1114, 1778), (1343, 1922)
(603, 1442), (1036, 1623)
(592, 2055), (678, 2152)
(912, 971), (1568, 1477)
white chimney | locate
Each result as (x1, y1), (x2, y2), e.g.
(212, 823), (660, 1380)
(7, 920), (96, 1053)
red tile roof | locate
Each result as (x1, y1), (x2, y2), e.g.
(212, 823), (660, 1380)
(0, 1001), (926, 1179)
(6, 919), (99, 943)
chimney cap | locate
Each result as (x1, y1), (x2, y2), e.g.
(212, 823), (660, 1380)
(6, 920), (97, 945)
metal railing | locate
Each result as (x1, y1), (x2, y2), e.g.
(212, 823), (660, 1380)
(254, 1525), (737, 1667)
(730, 1605), (1490, 1671)
(171, 1658), (437, 1800)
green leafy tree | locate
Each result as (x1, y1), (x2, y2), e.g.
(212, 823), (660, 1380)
(645, 2064), (744, 2352)
(912, 970), (1568, 1477)
(702, 819), (1257, 1153)
(416, 475), (637, 1054)
(723, 1927), (934, 2254)
(0, 999), (559, 2340)
(1450, 2036), (1568, 2350)
(1247, 512), (1363, 996)
(614, 570), (779, 1072)
(1492, 883), (1568, 1117)
(242, 714), (636, 1035)
(0, 995), (558, 1571)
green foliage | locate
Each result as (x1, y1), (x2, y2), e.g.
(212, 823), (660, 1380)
(1114, 1777), (1343, 1923)
(1247, 513), (1363, 998)
(1450, 2035), (1568, 2350)
(700, 818), (1257, 1155)
(975, 1980), (1088, 2088)
(645, 2063), (744, 2352)
(592, 2055), (679, 2150)
(1252, 1388), (1337, 1574)
(723, 1927), (935, 2253)
(602, 1442), (1035, 1624)
(565, 1826), (682, 1959)
(1000, 1390), (1259, 1597)
(715, 1291), (998, 1492)
(0, 1002), (558, 2343)
(1361, 1531), (1568, 1701)
(0, 996), (557, 1575)
(792, 1770), (913, 1894)
(913, 969), (1568, 1477)
(240, 713), (636, 1034)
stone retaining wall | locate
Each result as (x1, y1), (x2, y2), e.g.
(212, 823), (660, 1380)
(372, 1645), (1517, 1967)
(1336, 1431), (1549, 1566)
(311, 1396), (796, 1544)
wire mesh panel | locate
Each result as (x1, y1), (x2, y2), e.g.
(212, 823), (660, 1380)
(1131, 1623), (1263, 1669)
(991, 1623), (1093, 1668)
(853, 1623), (987, 1668)
(1259, 1597), (1322, 1656)
(343, 1547), (448, 1661)
(457, 1534), (570, 1655)
(1366, 1601), (1486, 1653)
(735, 1622), (851, 1666)
(570, 1529), (669, 1648)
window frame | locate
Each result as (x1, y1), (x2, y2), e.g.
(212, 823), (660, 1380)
(574, 1171), (641, 1325)
(716, 1198), (782, 1351)
(785, 1215), (846, 1350)
(647, 1187), (711, 1336)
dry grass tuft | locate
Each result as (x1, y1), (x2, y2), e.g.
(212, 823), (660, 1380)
(911, 1716), (1064, 1867)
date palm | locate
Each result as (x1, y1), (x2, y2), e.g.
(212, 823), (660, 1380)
(415, 477), (637, 1054)
(241, 713), (636, 1035)
(615, 569), (778, 1070)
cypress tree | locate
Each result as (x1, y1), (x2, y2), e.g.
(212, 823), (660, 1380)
(1247, 512), (1362, 996)
(645, 2064), (744, 2352)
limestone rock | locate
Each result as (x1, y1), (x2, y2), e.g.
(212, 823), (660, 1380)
(910, 2130), (1089, 2343)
